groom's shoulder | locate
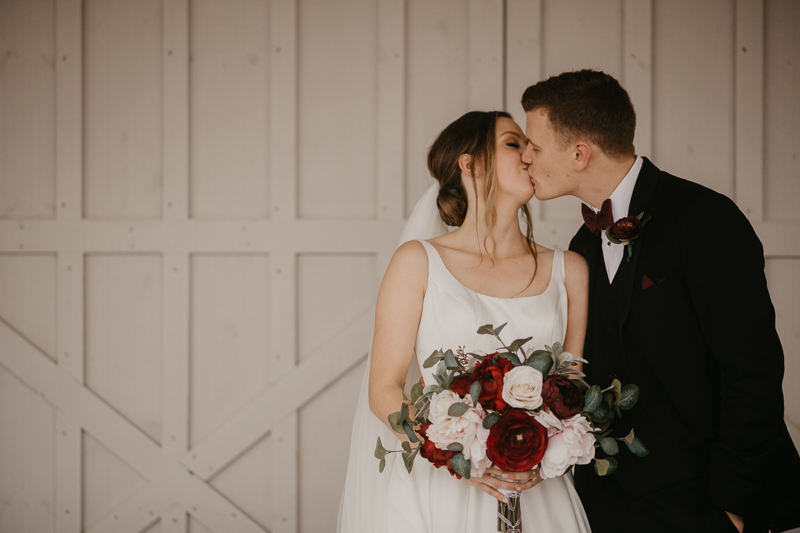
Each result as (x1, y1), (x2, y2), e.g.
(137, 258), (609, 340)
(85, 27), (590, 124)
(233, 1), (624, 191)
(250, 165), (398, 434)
(650, 164), (740, 218)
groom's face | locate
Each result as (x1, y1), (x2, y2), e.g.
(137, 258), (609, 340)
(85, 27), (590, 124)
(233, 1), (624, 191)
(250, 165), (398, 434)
(523, 109), (576, 200)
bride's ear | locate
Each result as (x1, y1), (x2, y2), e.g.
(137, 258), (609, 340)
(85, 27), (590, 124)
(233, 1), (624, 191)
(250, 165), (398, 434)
(457, 153), (475, 178)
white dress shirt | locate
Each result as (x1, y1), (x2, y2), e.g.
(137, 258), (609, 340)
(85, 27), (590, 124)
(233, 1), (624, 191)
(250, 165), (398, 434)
(588, 156), (643, 282)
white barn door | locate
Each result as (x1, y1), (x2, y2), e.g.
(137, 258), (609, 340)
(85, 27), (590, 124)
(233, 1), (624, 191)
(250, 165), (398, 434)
(1, 1), (799, 533)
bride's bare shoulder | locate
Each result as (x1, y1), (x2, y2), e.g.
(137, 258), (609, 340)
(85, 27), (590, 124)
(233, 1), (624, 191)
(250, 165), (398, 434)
(386, 240), (429, 279)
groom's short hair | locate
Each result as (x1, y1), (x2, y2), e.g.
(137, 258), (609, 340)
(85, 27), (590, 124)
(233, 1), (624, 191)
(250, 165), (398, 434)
(521, 70), (636, 159)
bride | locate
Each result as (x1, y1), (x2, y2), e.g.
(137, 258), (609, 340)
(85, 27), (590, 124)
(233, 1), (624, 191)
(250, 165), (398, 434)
(338, 111), (591, 532)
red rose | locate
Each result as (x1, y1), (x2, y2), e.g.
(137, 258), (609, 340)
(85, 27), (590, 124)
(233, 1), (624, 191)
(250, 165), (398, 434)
(418, 423), (461, 478)
(607, 216), (642, 241)
(541, 375), (583, 418)
(486, 410), (548, 472)
(450, 353), (514, 411)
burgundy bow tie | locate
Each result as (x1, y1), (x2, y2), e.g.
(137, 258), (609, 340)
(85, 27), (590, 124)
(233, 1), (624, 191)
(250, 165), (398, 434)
(581, 199), (614, 236)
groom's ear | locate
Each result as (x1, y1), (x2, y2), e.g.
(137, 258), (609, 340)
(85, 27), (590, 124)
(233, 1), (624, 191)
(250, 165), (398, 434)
(573, 142), (592, 171)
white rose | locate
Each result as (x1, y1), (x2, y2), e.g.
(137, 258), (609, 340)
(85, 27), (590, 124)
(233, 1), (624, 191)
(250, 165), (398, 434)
(502, 366), (544, 410)
(426, 390), (491, 477)
(539, 414), (596, 479)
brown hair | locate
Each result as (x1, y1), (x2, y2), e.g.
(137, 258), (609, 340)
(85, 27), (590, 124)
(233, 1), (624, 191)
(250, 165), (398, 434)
(521, 70), (636, 159)
(427, 111), (537, 272)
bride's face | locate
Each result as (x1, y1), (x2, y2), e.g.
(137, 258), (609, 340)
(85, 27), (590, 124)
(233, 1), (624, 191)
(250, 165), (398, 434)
(493, 117), (535, 204)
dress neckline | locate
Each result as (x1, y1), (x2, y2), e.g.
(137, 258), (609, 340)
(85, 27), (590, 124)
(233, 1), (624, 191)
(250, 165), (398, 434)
(423, 240), (558, 301)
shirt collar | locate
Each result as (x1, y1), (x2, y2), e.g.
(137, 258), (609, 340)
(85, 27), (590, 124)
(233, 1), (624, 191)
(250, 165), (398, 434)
(590, 155), (643, 220)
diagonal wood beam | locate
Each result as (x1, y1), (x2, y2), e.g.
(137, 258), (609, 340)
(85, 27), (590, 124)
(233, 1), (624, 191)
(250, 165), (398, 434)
(180, 307), (373, 480)
(84, 485), (168, 533)
(0, 320), (266, 533)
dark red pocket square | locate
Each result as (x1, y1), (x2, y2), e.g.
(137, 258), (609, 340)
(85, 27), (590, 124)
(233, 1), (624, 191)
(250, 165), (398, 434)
(642, 274), (664, 290)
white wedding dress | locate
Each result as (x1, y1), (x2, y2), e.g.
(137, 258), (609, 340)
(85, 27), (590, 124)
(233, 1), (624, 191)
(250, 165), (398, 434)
(338, 184), (590, 533)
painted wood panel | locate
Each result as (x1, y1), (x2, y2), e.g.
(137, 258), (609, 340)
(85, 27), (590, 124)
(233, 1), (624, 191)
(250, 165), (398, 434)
(652, 0), (736, 197)
(298, 359), (366, 533)
(0, 253), (57, 360)
(404, 0), (469, 217)
(208, 434), (274, 531)
(0, 0), (56, 218)
(297, 0), (378, 219)
(764, 0), (800, 222)
(82, 432), (146, 530)
(85, 254), (163, 443)
(189, 0), (271, 219)
(539, 0), (624, 223)
(766, 258), (800, 449)
(297, 254), (376, 361)
(189, 254), (271, 447)
(83, 0), (163, 218)
(0, 367), (56, 533)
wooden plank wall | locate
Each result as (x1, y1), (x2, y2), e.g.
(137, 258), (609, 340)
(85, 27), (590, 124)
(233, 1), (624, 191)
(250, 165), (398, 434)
(0, 1), (798, 532)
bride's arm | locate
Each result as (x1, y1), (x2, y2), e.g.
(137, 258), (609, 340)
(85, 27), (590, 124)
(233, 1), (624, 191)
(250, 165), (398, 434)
(368, 240), (428, 432)
(563, 251), (589, 368)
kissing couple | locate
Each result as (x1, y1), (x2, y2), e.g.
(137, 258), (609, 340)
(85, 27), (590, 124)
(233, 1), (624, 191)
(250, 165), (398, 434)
(338, 69), (800, 533)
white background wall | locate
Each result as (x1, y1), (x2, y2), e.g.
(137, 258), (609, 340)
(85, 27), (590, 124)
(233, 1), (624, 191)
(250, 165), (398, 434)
(0, 1), (798, 532)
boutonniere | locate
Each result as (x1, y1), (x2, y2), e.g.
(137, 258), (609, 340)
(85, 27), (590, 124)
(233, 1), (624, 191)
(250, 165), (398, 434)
(604, 212), (651, 262)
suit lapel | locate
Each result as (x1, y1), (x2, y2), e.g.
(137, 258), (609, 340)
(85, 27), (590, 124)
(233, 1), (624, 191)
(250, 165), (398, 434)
(616, 157), (659, 336)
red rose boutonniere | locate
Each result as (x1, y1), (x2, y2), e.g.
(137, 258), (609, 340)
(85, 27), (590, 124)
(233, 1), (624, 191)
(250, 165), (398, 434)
(604, 212), (651, 262)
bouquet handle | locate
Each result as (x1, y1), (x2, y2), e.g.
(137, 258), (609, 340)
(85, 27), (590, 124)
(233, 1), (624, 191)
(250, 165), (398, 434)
(497, 489), (521, 532)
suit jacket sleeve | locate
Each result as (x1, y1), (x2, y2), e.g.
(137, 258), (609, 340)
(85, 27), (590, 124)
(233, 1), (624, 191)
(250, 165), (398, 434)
(680, 193), (786, 518)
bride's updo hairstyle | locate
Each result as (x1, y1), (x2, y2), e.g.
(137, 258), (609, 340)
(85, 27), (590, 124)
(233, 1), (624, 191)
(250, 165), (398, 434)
(427, 111), (537, 267)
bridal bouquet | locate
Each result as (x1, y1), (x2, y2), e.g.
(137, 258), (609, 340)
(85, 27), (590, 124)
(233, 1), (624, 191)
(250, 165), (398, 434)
(374, 323), (647, 533)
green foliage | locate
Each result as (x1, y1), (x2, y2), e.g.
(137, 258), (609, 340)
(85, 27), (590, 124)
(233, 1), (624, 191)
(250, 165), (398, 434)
(423, 349), (444, 368)
(584, 385), (602, 413)
(447, 442), (463, 452)
(410, 383), (424, 404)
(374, 437), (388, 473)
(450, 452), (471, 479)
(402, 445), (419, 473)
(623, 429), (649, 457)
(494, 323), (507, 336)
(403, 422), (419, 443)
(447, 402), (470, 417)
(477, 324), (496, 336)
(598, 437), (619, 456)
(444, 349), (461, 370)
(470, 381), (481, 407)
(482, 411), (501, 429)
(594, 457), (618, 476)
(618, 384), (640, 410)
(524, 350), (554, 375)
(508, 336), (533, 355)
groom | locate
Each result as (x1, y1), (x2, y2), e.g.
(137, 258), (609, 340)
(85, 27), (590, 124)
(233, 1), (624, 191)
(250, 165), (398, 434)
(520, 70), (800, 533)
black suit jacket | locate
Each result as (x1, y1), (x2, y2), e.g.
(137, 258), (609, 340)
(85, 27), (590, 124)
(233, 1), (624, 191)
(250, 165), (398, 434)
(570, 158), (800, 532)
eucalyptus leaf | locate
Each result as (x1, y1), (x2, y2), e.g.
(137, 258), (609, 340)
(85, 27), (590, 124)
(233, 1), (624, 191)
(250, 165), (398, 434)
(402, 449), (416, 473)
(524, 350), (554, 375)
(448, 402), (470, 417)
(387, 412), (404, 433)
(400, 403), (410, 424)
(401, 440), (412, 452)
(423, 350), (444, 368)
(618, 384), (640, 410)
(477, 324), (496, 336)
(402, 384), (409, 402)
(606, 379), (622, 403)
(447, 442), (464, 452)
(622, 429), (635, 445)
(625, 435), (649, 457)
(482, 411), (501, 429)
(594, 457), (618, 476)
(470, 381), (482, 407)
(423, 384), (444, 395)
(378, 457), (386, 472)
(444, 349), (460, 370)
(450, 452), (471, 479)
(584, 385), (602, 413)
(508, 337), (533, 355)
(598, 437), (620, 456)
(498, 352), (522, 367)
(591, 402), (611, 423)
(493, 322), (508, 337)
(403, 422), (420, 443)
(374, 437), (388, 459)
(410, 383), (424, 404)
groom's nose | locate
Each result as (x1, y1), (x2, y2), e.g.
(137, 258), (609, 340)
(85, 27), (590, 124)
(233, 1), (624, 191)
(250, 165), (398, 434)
(522, 143), (533, 164)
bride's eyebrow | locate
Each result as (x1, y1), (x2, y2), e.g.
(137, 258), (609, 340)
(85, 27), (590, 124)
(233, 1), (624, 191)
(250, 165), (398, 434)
(500, 131), (523, 140)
